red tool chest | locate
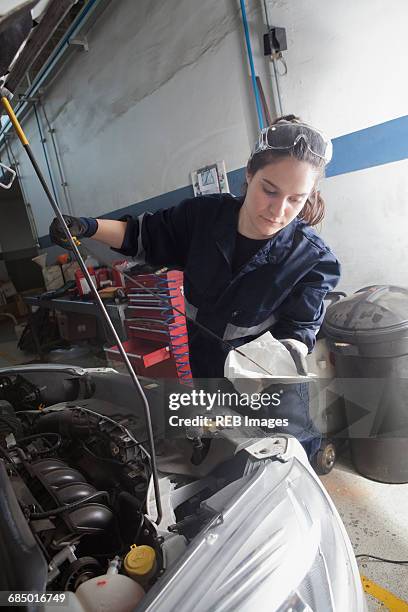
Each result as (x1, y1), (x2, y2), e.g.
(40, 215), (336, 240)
(105, 269), (192, 383)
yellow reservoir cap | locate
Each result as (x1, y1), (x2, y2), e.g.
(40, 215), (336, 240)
(124, 545), (156, 578)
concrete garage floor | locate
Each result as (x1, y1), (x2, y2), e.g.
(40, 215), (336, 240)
(0, 319), (106, 368)
(321, 453), (408, 610)
(0, 319), (408, 609)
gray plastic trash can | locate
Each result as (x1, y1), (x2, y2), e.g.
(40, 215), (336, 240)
(322, 285), (408, 483)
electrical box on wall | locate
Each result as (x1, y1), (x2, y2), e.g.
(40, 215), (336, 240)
(191, 161), (229, 197)
(263, 26), (287, 56)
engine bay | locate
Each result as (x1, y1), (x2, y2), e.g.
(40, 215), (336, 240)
(0, 366), (278, 609)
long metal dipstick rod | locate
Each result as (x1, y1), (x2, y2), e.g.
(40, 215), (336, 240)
(0, 94), (163, 525)
(83, 244), (278, 379)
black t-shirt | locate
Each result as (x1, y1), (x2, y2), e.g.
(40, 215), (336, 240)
(231, 232), (270, 274)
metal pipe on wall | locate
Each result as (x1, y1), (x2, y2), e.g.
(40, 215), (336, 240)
(0, 0), (103, 149)
(39, 99), (74, 216)
(33, 103), (61, 207)
(239, 0), (265, 130)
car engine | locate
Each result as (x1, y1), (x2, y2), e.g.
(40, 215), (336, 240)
(0, 373), (165, 593)
(0, 367), (367, 612)
(0, 367), (248, 609)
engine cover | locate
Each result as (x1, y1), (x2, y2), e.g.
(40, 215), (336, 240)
(26, 458), (114, 544)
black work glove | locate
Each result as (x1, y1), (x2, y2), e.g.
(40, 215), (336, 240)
(279, 339), (309, 376)
(49, 215), (98, 249)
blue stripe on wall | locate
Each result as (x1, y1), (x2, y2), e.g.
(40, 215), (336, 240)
(38, 116), (408, 247)
(38, 168), (246, 249)
(326, 115), (408, 177)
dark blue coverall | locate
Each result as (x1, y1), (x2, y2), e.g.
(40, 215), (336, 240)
(116, 193), (341, 456)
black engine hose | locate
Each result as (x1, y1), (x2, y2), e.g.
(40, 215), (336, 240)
(0, 447), (19, 475)
(29, 490), (110, 520)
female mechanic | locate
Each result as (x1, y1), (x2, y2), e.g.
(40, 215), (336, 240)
(49, 115), (341, 458)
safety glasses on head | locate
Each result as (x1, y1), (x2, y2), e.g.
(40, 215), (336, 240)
(251, 121), (333, 164)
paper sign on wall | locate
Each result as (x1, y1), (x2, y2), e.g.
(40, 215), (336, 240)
(191, 160), (229, 197)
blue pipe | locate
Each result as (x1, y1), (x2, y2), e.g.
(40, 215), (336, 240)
(239, 0), (264, 130)
(0, 0), (102, 147)
(33, 104), (60, 206)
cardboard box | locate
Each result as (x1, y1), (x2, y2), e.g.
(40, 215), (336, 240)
(0, 280), (17, 298)
(62, 261), (79, 282)
(42, 266), (64, 291)
(56, 311), (97, 341)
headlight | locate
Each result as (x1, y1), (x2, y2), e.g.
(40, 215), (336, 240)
(141, 440), (366, 612)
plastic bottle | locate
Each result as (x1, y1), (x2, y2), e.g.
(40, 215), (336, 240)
(85, 254), (99, 268)
(74, 556), (145, 612)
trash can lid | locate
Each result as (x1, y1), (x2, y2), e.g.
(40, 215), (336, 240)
(322, 285), (408, 343)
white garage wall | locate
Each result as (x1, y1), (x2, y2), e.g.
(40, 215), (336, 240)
(264, 0), (408, 135)
(262, 0), (408, 292)
(2, 0), (407, 293)
(320, 159), (408, 294)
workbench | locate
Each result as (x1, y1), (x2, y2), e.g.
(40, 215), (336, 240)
(23, 295), (128, 359)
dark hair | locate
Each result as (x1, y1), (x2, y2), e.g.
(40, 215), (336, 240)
(243, 114), (326, 226)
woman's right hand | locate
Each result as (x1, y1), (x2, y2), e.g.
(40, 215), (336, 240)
(49, 215), (97, 248)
